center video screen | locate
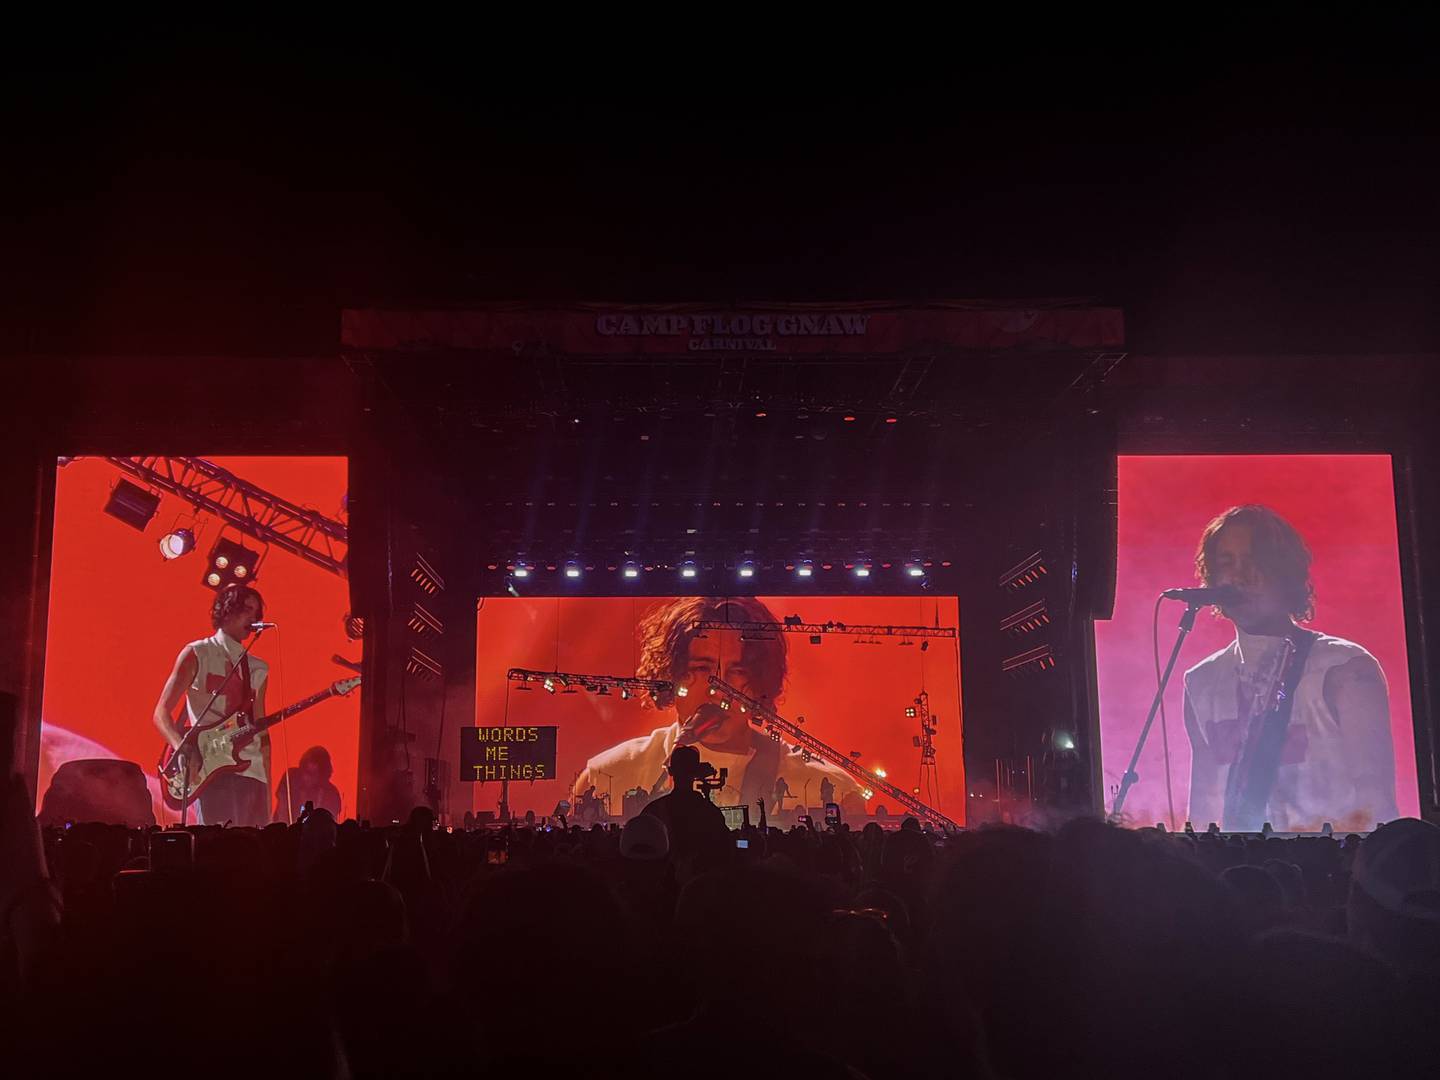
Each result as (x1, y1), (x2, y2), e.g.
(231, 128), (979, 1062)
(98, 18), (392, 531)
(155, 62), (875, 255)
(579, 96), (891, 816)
(475, 596), (963, 826)
(1095, 454), (1419, 833)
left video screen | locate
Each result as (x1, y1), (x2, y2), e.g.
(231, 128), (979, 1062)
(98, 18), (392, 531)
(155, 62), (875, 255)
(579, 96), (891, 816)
(37, 456), (361, 827)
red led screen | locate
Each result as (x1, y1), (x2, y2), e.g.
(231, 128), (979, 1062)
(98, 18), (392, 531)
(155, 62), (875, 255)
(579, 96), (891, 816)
(38, 456), (360, 825)
(475, 596), (963, 826)
(1095, 455), (1417, 832)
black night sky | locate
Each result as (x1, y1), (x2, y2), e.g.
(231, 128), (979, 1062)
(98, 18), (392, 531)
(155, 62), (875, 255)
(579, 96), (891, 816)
(2, 22), (1436, 358)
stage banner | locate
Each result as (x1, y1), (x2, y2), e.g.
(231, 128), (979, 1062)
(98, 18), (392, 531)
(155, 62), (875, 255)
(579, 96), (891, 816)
(342, 302), (1124, 355)
(462, 725), (559, 783)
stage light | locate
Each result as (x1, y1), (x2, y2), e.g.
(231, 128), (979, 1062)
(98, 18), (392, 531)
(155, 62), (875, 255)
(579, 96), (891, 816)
(905, 706), (918, 718)
(719, 699), (730, 710)
(738, 563), (755, 578)
(680, 562), (698, 579)
(514, 566), (530, 579)
(203, 537), (262, 590)
(754, 410), (767, 418)
(543, 677), (556, 693)
(854, 566), (870, 578)
(797, 563), (813, 578)
(907, 565), (925, 578)
(843, 415), (856, 422)
(676, 685), (689, 697)
(884, 417), (898, 425)
(862, 788), (874, 800)
(875, 768), (887, 778)
(620, 687), (631, 700)
(1053, 731), (1076, 752)
(103, 479), (161, 531)
(158, 528), (196, 560)
(623, 564), (640, 579)
(564, 564), (581, 578)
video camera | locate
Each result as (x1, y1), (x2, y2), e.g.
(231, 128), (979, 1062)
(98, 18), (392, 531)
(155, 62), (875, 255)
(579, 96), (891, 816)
(691, 760), (728, 801)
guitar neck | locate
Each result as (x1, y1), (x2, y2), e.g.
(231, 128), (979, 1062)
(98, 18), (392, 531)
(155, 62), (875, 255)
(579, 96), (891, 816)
(252, 687), (337, 732)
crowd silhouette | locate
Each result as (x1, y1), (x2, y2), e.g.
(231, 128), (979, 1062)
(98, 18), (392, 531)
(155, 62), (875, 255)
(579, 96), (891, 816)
(5, 765), (1440, 1079)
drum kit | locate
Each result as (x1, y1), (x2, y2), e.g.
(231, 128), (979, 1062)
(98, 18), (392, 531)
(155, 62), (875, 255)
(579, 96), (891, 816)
(573, 788), (611, 825)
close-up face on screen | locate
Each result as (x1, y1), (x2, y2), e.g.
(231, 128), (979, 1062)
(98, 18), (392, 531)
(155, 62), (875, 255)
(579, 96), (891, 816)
(1095, 454), (1418, 832)
(37, 456), (361, 826)
(475, 595), (963, 825)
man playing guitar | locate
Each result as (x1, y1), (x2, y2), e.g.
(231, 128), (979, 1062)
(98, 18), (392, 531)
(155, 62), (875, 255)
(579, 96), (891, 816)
(153, 585), (271, 826)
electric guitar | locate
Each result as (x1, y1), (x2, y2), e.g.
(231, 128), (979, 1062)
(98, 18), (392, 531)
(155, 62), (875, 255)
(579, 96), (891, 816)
(157, 676), (361, 810)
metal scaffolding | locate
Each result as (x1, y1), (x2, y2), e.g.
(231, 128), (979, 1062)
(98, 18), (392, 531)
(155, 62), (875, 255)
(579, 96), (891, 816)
(693, 619), (957, 640)
(709, 675), (961, 831)
(102, 456), (348, 578)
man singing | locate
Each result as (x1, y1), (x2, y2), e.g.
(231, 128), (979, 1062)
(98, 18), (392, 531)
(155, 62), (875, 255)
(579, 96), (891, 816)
(152, 585), (271, 827)
(1183, 505), (1398, 832)
(573, 595), (860, 815)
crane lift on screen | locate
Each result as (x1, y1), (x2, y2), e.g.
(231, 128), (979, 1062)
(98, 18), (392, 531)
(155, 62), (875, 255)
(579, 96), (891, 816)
(505, 665), (961, 831)
(705, 675), (960, 832)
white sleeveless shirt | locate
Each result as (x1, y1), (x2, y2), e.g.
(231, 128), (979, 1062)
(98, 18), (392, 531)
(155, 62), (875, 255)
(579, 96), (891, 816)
(183, 629), (269, 784)
(1183, 629), (1398, 832)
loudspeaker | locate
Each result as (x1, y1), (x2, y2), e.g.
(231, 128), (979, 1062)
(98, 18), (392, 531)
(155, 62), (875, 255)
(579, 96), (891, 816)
(345, 448), (388, 618)
(38, 759), (156, 827)
(1072, 416), (1117, 621)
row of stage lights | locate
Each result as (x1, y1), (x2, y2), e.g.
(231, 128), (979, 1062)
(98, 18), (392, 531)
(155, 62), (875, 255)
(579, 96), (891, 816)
(504, 559), (946, 581)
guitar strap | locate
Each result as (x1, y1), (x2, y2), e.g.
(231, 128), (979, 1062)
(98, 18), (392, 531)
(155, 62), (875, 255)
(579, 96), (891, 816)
(237, 654), (255, 716)
(1221, 628), (1319, 831)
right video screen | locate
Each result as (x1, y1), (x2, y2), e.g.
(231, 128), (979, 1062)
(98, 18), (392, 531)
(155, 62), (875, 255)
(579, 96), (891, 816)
(1094, 454), (1419, 832)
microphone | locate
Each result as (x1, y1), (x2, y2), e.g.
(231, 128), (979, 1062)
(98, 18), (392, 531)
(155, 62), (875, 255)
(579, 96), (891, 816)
(250, 622), (279, 630)
(1160, 585), (1243, 606)
(675, 704), (725, 746)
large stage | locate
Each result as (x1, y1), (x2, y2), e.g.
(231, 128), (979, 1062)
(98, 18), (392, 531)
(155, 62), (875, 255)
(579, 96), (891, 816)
(4, 305), (1437, 835)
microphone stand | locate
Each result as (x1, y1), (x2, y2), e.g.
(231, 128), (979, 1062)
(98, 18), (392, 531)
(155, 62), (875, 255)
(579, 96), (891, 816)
(176, 627), (268, 828)
(1110, 602), (1199, 822)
